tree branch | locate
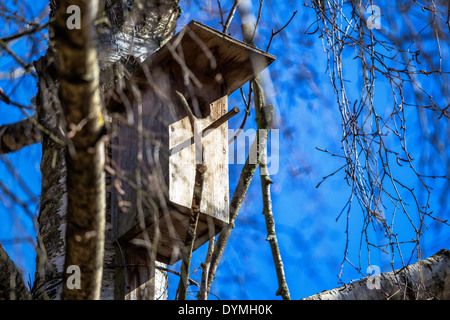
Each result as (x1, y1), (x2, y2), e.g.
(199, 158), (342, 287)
(242, 21), (291, 300)
(0, 38), (36, 77)
(223, 0), (241, 34)
(0, 20), (51, 43)
(204, 23), (281, 298)
(198, 237), (215, 300)
(0, 116), (41, 154)
(242, 22), (290, 300)
(54, 0), (106, 300)
(265, 10), (297, 52)
(260, 159), (291, 300)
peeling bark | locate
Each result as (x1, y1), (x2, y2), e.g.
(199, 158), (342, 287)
(98, 0), (181, 92)
(32, 54), (67, 300)
(305, 249), (450, 300)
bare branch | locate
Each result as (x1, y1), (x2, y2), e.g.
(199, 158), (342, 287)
(0, 38), (36, 77)
(0, 20), (51, 43)
(197, 238), (215, 300)
(0, 116), (41, 154)
(217, 0), (225, 30)
(205, 22), (282, 297)
(223, 0), (241, 34)
(266, 10), (297, 52)
(242, 22), (290, 300)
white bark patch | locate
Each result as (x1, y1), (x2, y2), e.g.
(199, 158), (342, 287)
(305, 249), (450, 300)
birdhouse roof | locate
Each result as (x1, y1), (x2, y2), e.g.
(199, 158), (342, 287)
(133, 20), (276, 96)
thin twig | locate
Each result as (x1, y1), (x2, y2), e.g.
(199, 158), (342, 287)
(229, 85), (252, 144)
(217, 0), (225, 30)
(1, 20), (51, 43)
(0, 38), (36, 77)
(250, 0), (264, 44)
(266, 10), (297, 52)
(223, 0), (241, 34)
(197, 237), (215, 300)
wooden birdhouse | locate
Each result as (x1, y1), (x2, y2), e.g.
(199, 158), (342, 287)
(107, 21), (275, 266)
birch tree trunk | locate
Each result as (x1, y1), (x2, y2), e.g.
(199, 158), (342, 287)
(304, 249), (450, 300)
(54, 0), (105, 300)
(32, 51), (68, 300)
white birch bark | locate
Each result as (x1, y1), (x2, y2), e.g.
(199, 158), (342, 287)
(305, 249), (450, 300)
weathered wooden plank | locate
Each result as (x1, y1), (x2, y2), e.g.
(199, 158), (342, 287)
(198, 97), (229, 221)
(113, 246), (156, 300)
(169, 95), (229, 222)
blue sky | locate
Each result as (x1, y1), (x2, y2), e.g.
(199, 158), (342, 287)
(0, 0), (44, 286)
(1, 0), (449, 300)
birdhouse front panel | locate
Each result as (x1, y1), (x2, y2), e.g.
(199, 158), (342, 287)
(169, 95), (229, 223)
